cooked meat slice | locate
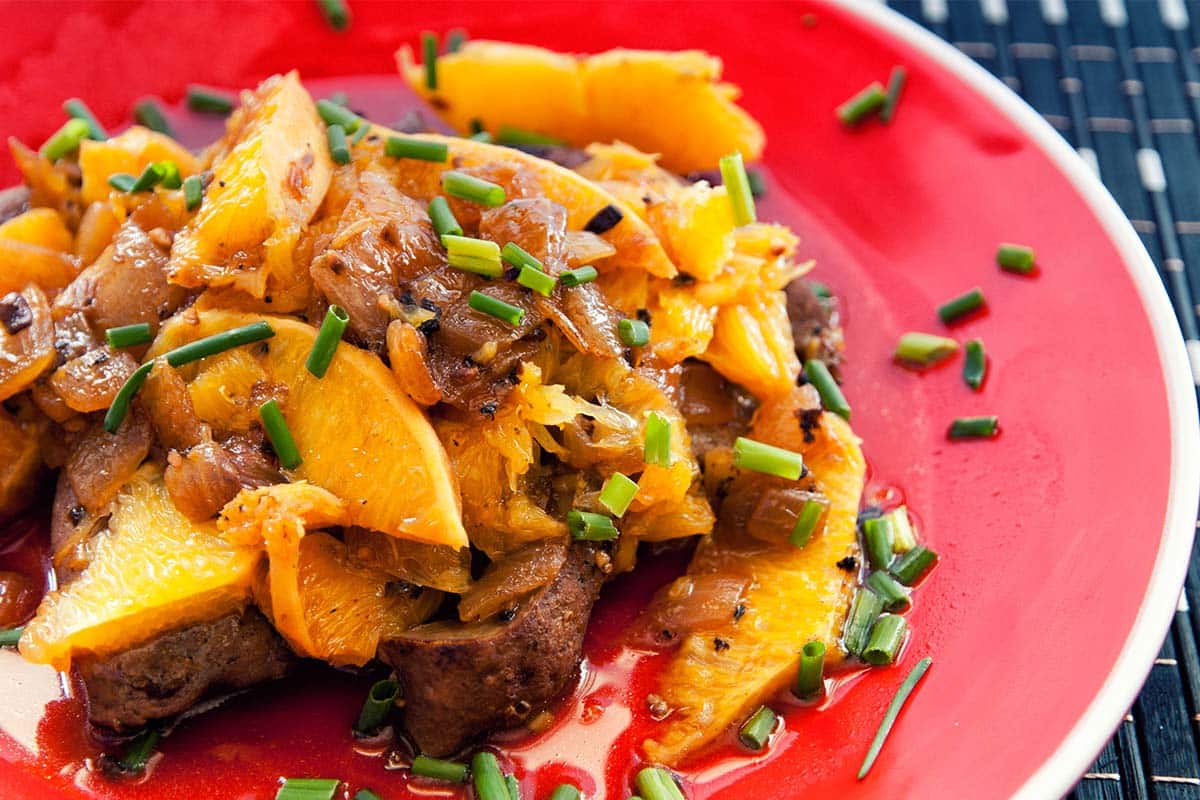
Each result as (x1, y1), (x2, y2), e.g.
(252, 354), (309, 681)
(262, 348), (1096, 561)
(48, 346), (139, 414)
(457, 539), (568, 622)
(83, 221), (183, 335)
(478, 198), (569, 271)
(0, 185), (31, 225)
(785, 278), (843, 373)
(76, 608), (294, 732)
(380, 544), (604, 756)
(0, 285), (55, 402)
(673, 360), (756, 461)
(140, 361), (205, 451)
(164, 437), (281, 522)
(65, 408), (152, 515)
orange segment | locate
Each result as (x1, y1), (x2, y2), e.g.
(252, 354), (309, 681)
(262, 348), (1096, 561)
(0, 208), (73, 252)
(78, 126), (199, 205)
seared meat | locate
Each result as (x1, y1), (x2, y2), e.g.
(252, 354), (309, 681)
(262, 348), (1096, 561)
(65, 409), (152, 515)
(164, 437), (282, 522)
(457, 539), (567, 622)
(380, 544), (603, 756)
(785, 278), (843, 373)
(0, 185), (31, 225)
(48, 346), (139, 414)
(673, 360), (756, 461)
(140, 361), (205, 451)
(76, 608), (293, 731)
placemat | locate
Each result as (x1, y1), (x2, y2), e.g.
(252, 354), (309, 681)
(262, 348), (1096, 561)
(884, 1), (1200, 796)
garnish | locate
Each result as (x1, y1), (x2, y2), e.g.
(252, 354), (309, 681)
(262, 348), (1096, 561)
(63, 98), (107, 140)
(186, 85), (235, 115)
(567, 510), (619, 541)
(327, 124), (351, 165)
(890, 545), (938, 585)
(316, 0), (351, 31)
(506, 775), (522, 800)
(559, 266), (598, 287)
(315, 99), (363, 132)
(259, 399), (302, 470)
(862, 516), (894, 570)
(40, 119), (90, 162)
(862, 614), (907, 666)
(471, 752), (509, 800)
(385, 136), (449, 162)
(732, 436), (804, 480)
(598, 472), (639, 517)
(879, 66), (907, 123)
(354, 679), (399, 735)
(517, 265), (556, 296)
(843, 588), (884, 656)
(948, 415), (998, 439)
(501, 242), (543, 271)
(275, 778), (340, 800)
(963, 339), (986, 391)
(887, 506), (917, 552)
(618, 318), (651, 347)
(936, 287), (986, 325)
(719, 151), (756, 226)
(584, 204), (624, 234)
(804, 358), (850, 419)
(117, 727), (160, 773)
(446, 29), (468, 53)
(738, 705), (777, 750)
(423, 31), (439, 90)
(444, 235), (504, 278)
(411, 755), (469, 783)
(133, 98), (174, 136)
(468, 291), (525, 325)
(548, 786), (581, 800)
(894, 332), (958, 365)
(0, 627), (24, 647)
(997, 242), (1036, 273)
(496, 126), (565, 146)
(105, 323), (153, 349)
(837, 82), (887, 126)
(865, 571), (911, 612)
(442, 171), (506, 206)
(795, 640), (827, 698)
(643, 411), (672, 466)
(635, 767), (686, 800)
(305, 305), (349, 378)
(428, 197), (463, 236)
(857, 657), (933, 779)
(790, 497), (828, 548)
(182, 174), (205, 211)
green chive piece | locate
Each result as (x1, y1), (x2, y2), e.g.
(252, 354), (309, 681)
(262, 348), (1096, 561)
(718, 151), (757, 226)
(518, 265), (556, 296)
(643, 411), (672, 467)
(567, 509), (619, 541)
(732, 436), (804, 480)
(157, 161), (182, 189)
(106, 323), (153, 349)
(888, 506), (917, 553)
(442, 171), (506, 206)
(634, 767), (686, 800)
(496, 126), (566, 146)
(411, 755), (469, 783)
(471, 752), (509, 800)
(559, 266), (598, 287)
(260, 399), (301, 469)
(469, 291), (524, 325)
(315, 98), (363, 132)
(305, 305), (349, 379)
(63, 98), (107, 140)
(548, 785), (580, 800)
(618, 318), (650, 347)
(350, 122), (371, 145)
(890, 545), (938, 585)
(183, 175), (205, 211)
(746, 168), (766, 198)
(128, 163), (162, 193)
(327, 92), (349, 107)
(353, 678), (398, 734)
(443, 234), (501, 261)
(385, 135), (448, 162)
(506, 775), (521, 800)
(599, 472), (639, 517)
(858, 657), (933, 779)
(423, 31), (439, 90)
(450, 254), (505, 278)
(997, 242), (1036, 273)
(843, 588), (884, 656)
(863, 516), (894, 570)
(186, 85), (235, 115)
(790, 498), (828, 548)
(40, 118), (91, 162)
(948, 415), (999, 439)
(470, 130), (494, 143)
(316, 0), (351, 31)
(937, 287), (985, 325)
(103, 361), (153, 433)
(865, 571), (911, 612)
(879, 66), (907, 124)
(894, 332), (958, 365)
(276, 778), (339, 800)
(327, 124), (351, 165)
(117, 727), (160, 773)
(428, 197), (462, 237)
(863, 614), (908, 666)
(795, 640), (826, 699)
(738, 705), (777, 751)
(837, 81), (887, 126)
(446, 28), (468, 53)
(809, 280), (832, 299)
(133, 98), (174, 137)
(0, 627), (23, 647)
(501, 242), (543, 271)
(354, 792), (381, 800)
(804, 359), (849, 419)
(963, 339), (986, 391)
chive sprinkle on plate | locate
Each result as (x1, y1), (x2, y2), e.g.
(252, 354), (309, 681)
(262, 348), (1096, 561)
(858, 657), (933, 779)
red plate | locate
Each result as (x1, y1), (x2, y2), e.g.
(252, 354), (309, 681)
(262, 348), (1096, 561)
(1, 2), (1198, 798)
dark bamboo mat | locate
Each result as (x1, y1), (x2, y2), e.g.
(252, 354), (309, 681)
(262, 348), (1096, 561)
(884, 1), (1200, 797)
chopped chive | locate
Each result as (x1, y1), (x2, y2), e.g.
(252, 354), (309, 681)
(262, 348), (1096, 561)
(858, 657), (933, 779)
(837, 81), (887, 126)
(129, 162), (164, 193)
(423, 31), (439, 90)
(584, 204), (624, 235)
(63, 98), (107, 140)
(843, 588), (884, 656)
(997, 242), (1036, 273)
(888, 506), (917, 553)
(326, 91), (349, 107)
(354, 792), (381, 800)
(470, 119), (486, 135)
(501, 242), (542, 271)
(446, 28), (468, 53)
(643, 411), (672, 466)
(506, 775), (521, 800)
(496, 126), (565, 146)
(746, 168), (766, 198)
(316, 0), (351, 31)
(879, 66), (907, 123)
(963, 339), (987, 391)
(450, 253), (505, 279)
(937, 287), (986, 325)
(260, 399), (302, 469)
(327, 124), (351, 165)
(385, 135), (448, 162)
(863, 516), (894, 570)
(470, 130), (494, 143)
(865, 571), (911, 612)
(559, 266), (598, 287)
(442, 171), (506, 206)
(548, 785), (580, 800)
(353, 678), (397, 735)
(795, 640), (826, 699)
(863, 614), (908, 666)
(468, 291), (524, 325)
(804, 358), (849, 419)
(809, 280), (832, 299)
(634, 767), (685, 800)
(350, 122), (371, 145)
(103, 362), (153, 433)
(133, 98), (174, 137)
(599, 472), (639, 517)
(890, 545), (938, 585)
(733, 436), (804, 480)
(517, 265), (556, 296)
(718, 152), (757, 226)
(948, 415), (999, 439)
(117, 727), (160, 773)
(738, 705), (777, 751)
(0, 627), (23, 647)
(411, 755), (468, 783)
(315, 98), (363, 132)
(106, 323), (153, 349)
(40, 118), (91, 162)
(618, 318), (650, 347)
(276, 778), (339, 800)
(428, 197), (462, 236)
(443, 234), (501, 261)
(790, 498), (828, 548)
(183, 174), (205, 211)
(306, 305), (349, 378)
(567, 509), (619, 541)
(186, 85), (235, 115)
(471, 752), (509, 800)
(894, 332), (958, 365)
(157, 161), (182, 189)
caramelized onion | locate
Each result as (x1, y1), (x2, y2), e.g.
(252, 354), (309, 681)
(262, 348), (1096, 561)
(49, 346), (139, 413)
(65, 408), (152, 515)
(458, 538), (568, 622)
